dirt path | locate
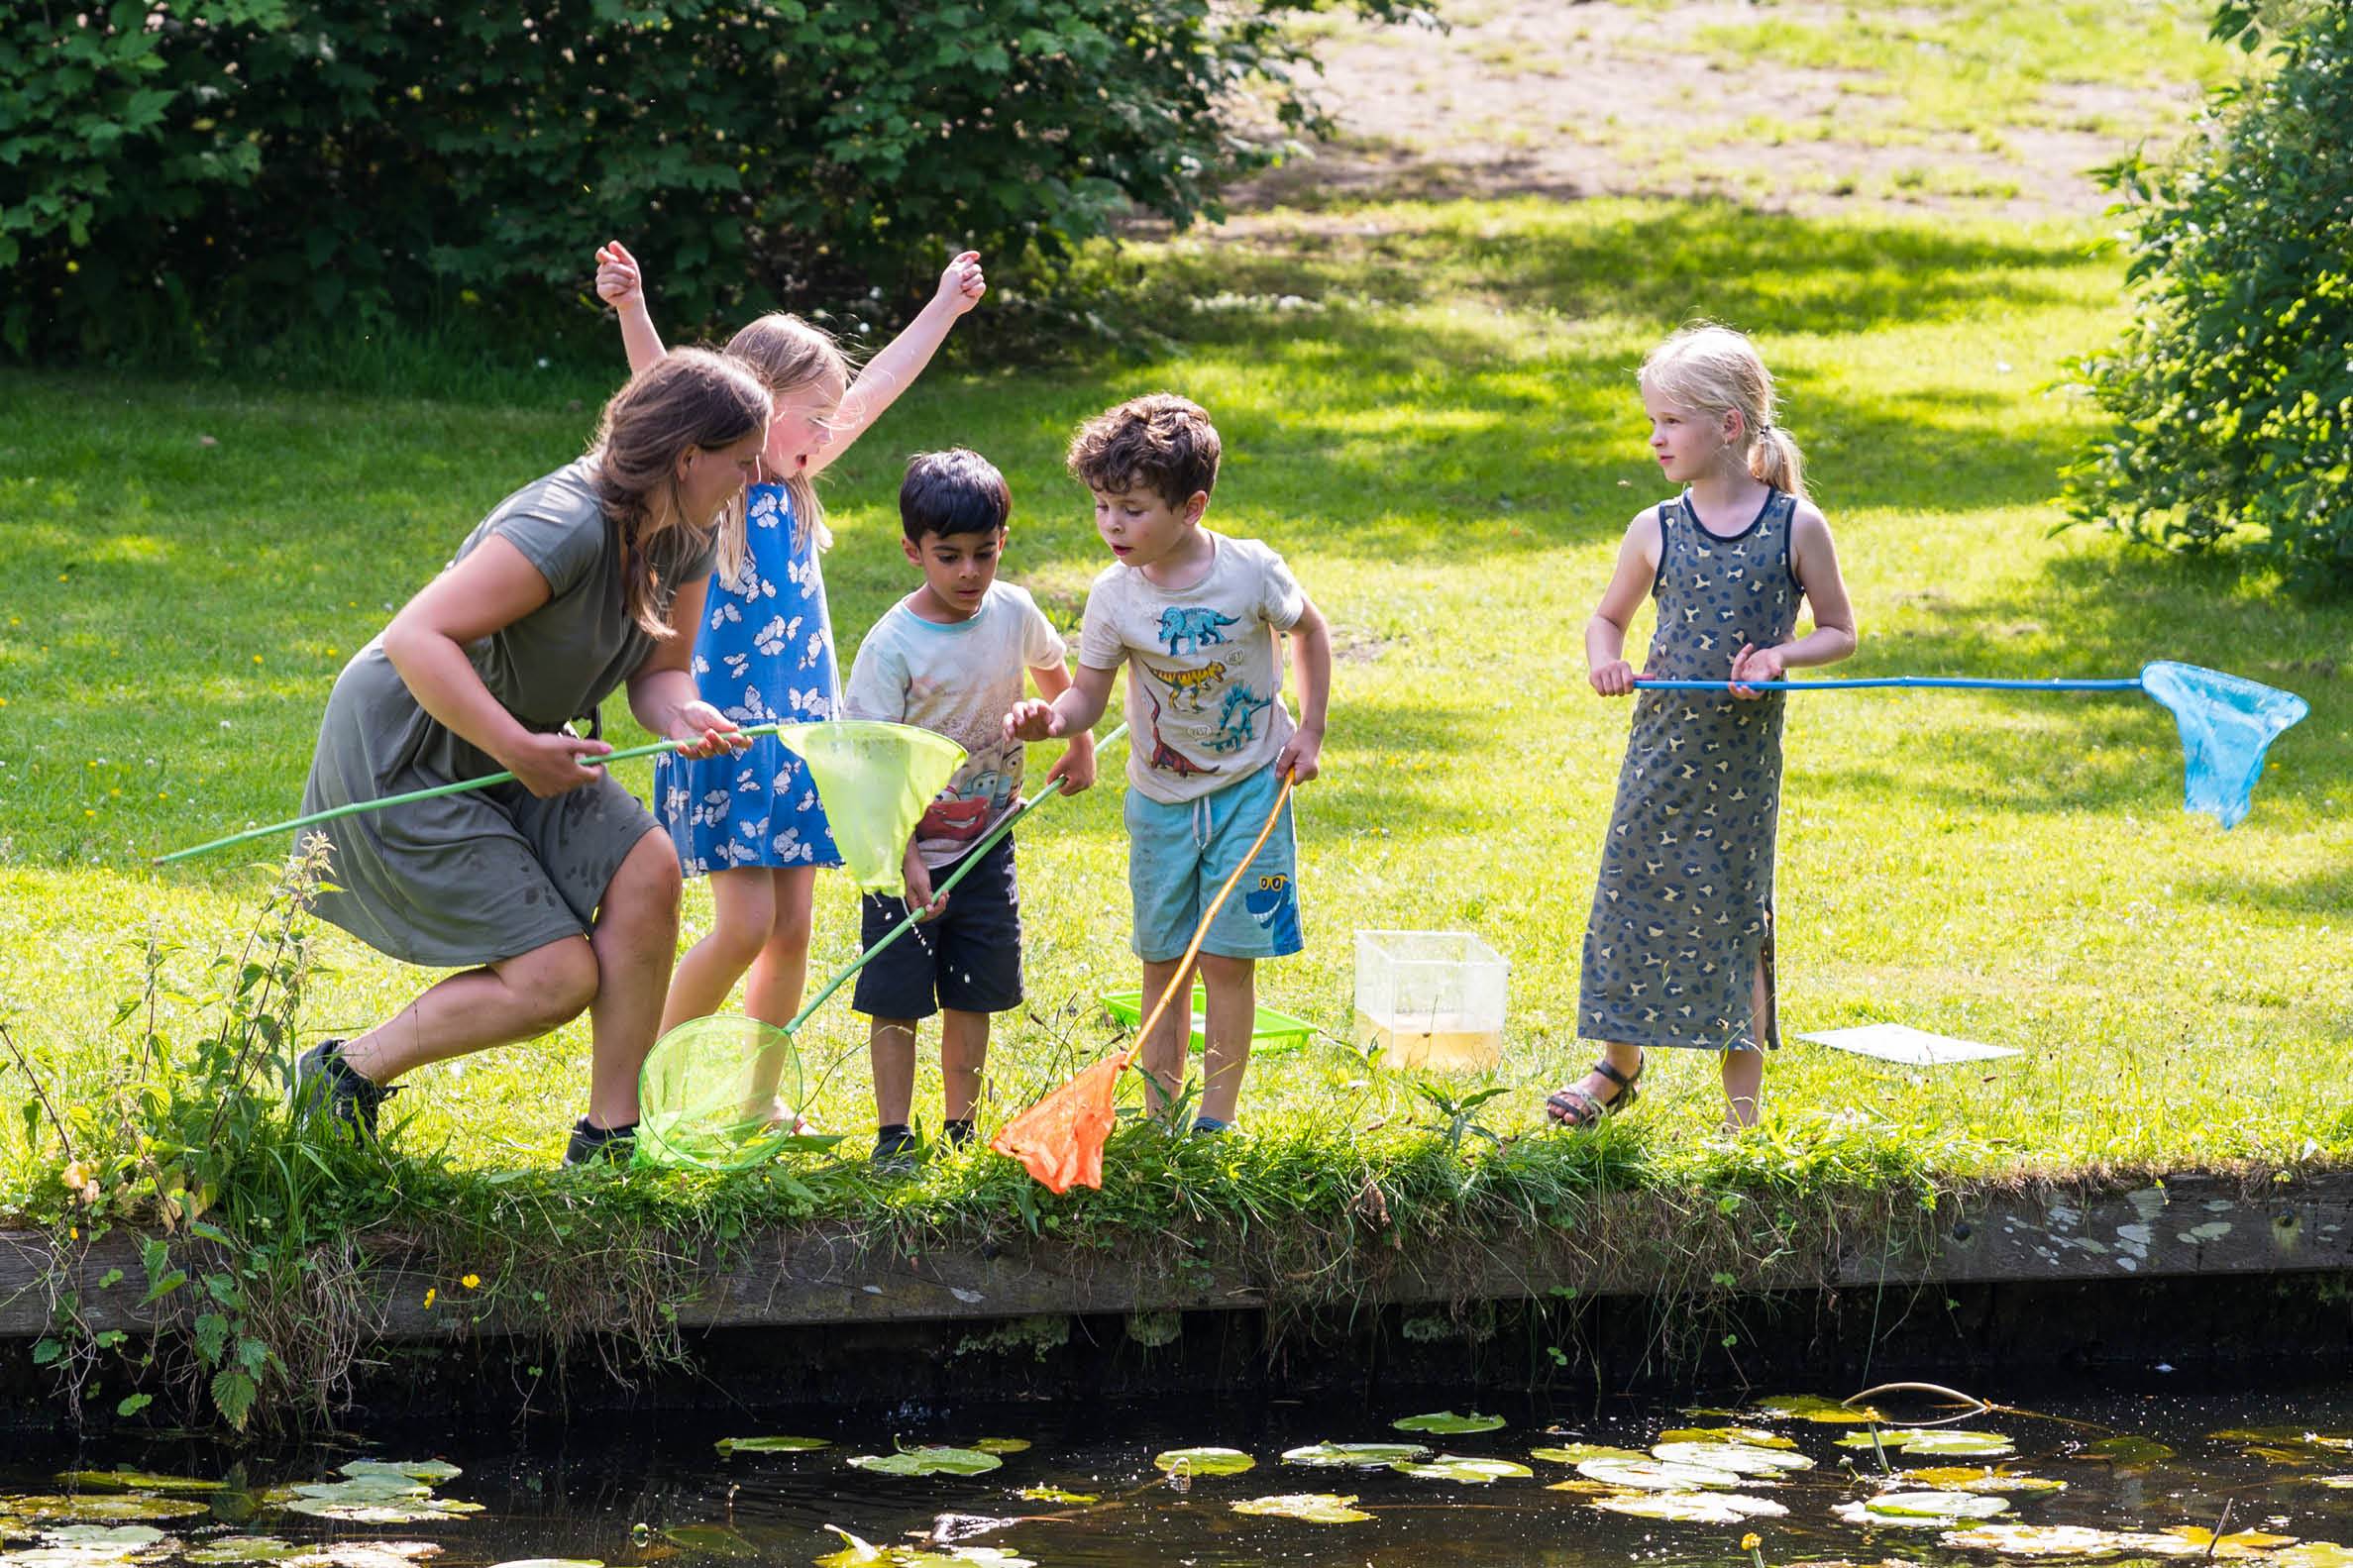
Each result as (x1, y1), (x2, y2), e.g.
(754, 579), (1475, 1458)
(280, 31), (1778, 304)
(1227, 0), (2213, 223)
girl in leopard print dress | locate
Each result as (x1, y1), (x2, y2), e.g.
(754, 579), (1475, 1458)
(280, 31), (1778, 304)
(1546, 325), (1859, 1132)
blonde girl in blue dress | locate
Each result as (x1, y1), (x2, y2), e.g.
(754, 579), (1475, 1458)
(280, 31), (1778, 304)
(594, 243), (985, 1115)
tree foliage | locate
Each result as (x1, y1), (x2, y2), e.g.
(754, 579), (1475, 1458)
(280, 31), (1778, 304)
(2065, 1), (2353, 591)
(0, 0), (1417, 361)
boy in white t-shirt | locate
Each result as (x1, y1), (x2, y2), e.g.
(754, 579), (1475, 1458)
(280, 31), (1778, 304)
(1004, 394), (1331, 1134)
(843, 449), (1095, 1165)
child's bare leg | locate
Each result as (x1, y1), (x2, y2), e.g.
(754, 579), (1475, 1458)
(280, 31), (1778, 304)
(1723, 960), (1769, 1128)
(659, 866), (777, 1034)
(340, 937), (598, 1085)
(1137, 956), (1197, 1116)
(1196, 953), (1255, 1125)
(584, 826), (688, 1128)
(939, 1008), (989, 1124)
(741, 866), (816, 1116)
(869, 1016), (920, 1129)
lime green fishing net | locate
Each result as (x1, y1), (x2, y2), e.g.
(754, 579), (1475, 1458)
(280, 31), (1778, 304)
(635, 1016), (806, 1171)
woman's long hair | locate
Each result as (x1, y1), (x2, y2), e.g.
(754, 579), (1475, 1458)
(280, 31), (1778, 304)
(1641, 324), (1807, 502)
(723, 312), (851, 553)
(589, 347), (771, 638)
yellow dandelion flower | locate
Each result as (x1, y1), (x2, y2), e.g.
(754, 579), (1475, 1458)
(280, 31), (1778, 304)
(252, 655), (264, 665)
(461, 1273), (481, 1290)
(423, 1287), (437, 1308)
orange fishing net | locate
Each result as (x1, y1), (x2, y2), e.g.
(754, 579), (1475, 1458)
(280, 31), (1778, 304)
(992, 773), (1296, 1193)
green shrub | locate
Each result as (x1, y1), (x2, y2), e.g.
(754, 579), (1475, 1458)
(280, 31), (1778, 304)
(2064, 2), (2353, 592)
(0, 0), (1413, 363)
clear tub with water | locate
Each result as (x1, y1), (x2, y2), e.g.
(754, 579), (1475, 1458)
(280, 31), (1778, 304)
(1353, 929), (1509, 1072)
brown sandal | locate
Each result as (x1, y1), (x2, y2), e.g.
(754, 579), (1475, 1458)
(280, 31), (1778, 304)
(1546, 1054), (1643, 1129)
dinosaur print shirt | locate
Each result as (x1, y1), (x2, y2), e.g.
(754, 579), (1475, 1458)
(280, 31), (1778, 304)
(843, 582), (1067, 869)
(1078, 531), (1305, 804)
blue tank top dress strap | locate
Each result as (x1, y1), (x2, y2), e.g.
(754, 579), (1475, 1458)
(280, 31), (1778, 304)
(1576, 486), (1804, 1052)
(655, 482), (844, 877)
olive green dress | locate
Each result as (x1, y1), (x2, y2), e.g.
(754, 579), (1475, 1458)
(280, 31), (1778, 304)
(299, 462), (714, 968)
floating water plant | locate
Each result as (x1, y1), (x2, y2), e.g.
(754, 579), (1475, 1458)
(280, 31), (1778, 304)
(1652, 1441), (1815, 1476)
(1657, 1428), (1797, 1449)
(1901, 1468), (2066, 1495)
(337, 1464), (461, 1485)
(1391, 1411), (1505, 1435)
(1282, 1443), (1428, 1469)
(0, 1524), (171, 1568)
(1594, 1492), (1788, 1523)
(1836, 1428), (2015, 1457)
(714, 1437), (830, 1456)
(1389, 1456), (1533, 1484)
(845, 1449), (1003, 1479)
(1835, 1492), (2011, 1526)
(1151, 1449), (1253, 1478)
(813, 1529), (1034, 1568)
(1230, 1495), (1372, 1523)
(1530, 1445), (1650, 1465)
(2080, 1437), (2176, 1465)
(1752, 1395), (1884, 1424)
(1014, 1488), (1097, 1506)
(1574, 1457), (1744, 1491)
(1938, 1523), (2129, 1556)
(0, 1501), (207, 1524)
(52, 1476), (224, 1497)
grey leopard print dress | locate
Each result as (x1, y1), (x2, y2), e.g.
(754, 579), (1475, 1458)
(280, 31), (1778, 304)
(1577, 487), (1803, 1053)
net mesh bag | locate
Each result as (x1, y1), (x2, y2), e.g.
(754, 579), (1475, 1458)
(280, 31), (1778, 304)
(635, 1015), (807, 1171)
(778, 720), (967, 898)
(2139, 661), (2309, 829)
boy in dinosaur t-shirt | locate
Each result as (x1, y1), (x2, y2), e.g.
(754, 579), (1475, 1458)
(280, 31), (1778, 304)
(1004, 393), (1332, 1135)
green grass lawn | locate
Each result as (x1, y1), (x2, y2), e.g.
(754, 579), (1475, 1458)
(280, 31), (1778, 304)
(2, 195), (2348, 1238)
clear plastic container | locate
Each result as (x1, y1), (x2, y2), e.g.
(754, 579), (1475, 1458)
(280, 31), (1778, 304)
(1353, 930), (1509, 1072)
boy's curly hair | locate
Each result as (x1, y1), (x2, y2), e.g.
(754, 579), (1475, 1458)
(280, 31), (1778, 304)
(1066, 393), (1222, 506)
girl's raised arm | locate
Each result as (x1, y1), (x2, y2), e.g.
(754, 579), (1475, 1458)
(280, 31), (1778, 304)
(809, 252), (986, 474)
(594, 241), (669, 375)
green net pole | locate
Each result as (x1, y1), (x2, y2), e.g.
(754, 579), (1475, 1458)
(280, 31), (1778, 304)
(782, 722), (1130, 1035)
(154, 722), (797, 867)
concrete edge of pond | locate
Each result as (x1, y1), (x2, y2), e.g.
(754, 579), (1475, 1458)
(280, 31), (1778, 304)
(0, 1170), (2345, 1340)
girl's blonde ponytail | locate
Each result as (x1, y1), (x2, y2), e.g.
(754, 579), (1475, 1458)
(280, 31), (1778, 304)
(1751, 424), (1805, 500)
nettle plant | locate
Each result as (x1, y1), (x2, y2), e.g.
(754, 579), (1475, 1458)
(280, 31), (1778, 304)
(2065, 1), (2353, 593)
(8, 838), (349, 1429)
(1, 0), (1426, 360)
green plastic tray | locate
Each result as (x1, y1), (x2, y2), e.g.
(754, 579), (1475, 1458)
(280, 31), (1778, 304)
(1099, 987), (1316, 1055)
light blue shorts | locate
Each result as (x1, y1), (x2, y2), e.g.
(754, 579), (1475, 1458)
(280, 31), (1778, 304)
(1124, 764), (1304, 963)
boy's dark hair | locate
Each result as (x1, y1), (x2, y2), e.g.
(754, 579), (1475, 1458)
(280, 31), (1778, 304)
(1066, 392), (1221, 506)
(900, 448), (1012, 544)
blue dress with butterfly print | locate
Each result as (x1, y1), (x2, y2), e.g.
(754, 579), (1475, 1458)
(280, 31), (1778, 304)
(1577, 488), (1802, 1052)
(655, 482), (844, 877)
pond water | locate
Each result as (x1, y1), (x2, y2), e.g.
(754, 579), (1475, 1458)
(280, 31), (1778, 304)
(6, 1384), (2353, 1568)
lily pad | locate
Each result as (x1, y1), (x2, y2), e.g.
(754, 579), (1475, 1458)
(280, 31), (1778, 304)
(185, 1541), (304, 1565)
(1283, 1443), (1428, 1469)
(280, 1500), (483, 1525)
(29, 1533), (164, 1550)
(1573, 1458), (1744, 1492)
(1836, 1427), (2015, 1457)
(2081, 1437), (2176, 1465)
(2272, 1547), (2353, 1568)
(1658, 1427), (1796, 1449)
(290, 1479), (430, 1505)
(52, 1476), (224, 1497)
(336, 1463), (462, 1485)
(2317, 1477), (2353, 1490)
(1014, 1488), (1097, 1506)
(1752, 1395), (1883, 1424)
(1230, 1495), (1372, 1523)
(662, 1527), (758, 1559)
(1151, 1449), (1253, 1478)
(969, 1440), (1030, 1455)
(714, 1437), (830, 1456)
(1939, 1524), (2142, 1556)
(302, 1548), (443, 1568)
(1390, 1456), (1533, 1484)
(1855, 1491), (2012, 1522)
(0, 1528), (170, 1568)
(1902, 1468), (2067, 1496)
(1391, 1411), (1505, 1435)
(1543, 1479), (1622, 1495)
(812, 1534), (1032, 1568)
(2163, 1529), (2300, 1557)
(846, 1449), (1004, 1479)
(0, 1502), (206, 1525)
(1594, 1492), (1789, 1524)
(1531, 1445), (1649, 1466)
(2212, 1428), (2353, 1452)
(1652, 1441), (1814, 1476)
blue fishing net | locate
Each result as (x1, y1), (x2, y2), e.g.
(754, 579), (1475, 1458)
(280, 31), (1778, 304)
(2139, 661), (2308, 829)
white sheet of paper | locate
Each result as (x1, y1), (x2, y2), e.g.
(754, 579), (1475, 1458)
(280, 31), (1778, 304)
(1797, 1023), (2020, 1065)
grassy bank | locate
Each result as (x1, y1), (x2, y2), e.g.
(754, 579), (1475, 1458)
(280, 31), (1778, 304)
(1, 193), (2348, 1421)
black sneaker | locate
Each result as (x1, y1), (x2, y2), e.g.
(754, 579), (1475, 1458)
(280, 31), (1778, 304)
(564, 1118), (637, 1167)
(872, 1123), (920, 1173)
(292, 1039), (397, 1138)
(941, 1118), (976, 1150)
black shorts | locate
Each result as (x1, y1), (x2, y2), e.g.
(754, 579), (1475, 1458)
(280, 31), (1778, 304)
(851, 834), (1022, 1020)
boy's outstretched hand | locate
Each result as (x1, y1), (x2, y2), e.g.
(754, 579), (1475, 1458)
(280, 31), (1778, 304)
(934, 251), (986, 316)
(594, 241), (644, 312)
(902, 845), (946, 922)
(1003, 697), (1064, 743)
(1043, 738), (1096, 795)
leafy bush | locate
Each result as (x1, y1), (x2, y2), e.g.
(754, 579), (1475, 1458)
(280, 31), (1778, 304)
(2064, 2), (2353, 591)
(0, 0), (1414, 362)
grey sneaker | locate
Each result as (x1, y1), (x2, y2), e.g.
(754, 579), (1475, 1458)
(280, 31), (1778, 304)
(564, 1117), (637, 1167)
(292, 1040), (397, 1138)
